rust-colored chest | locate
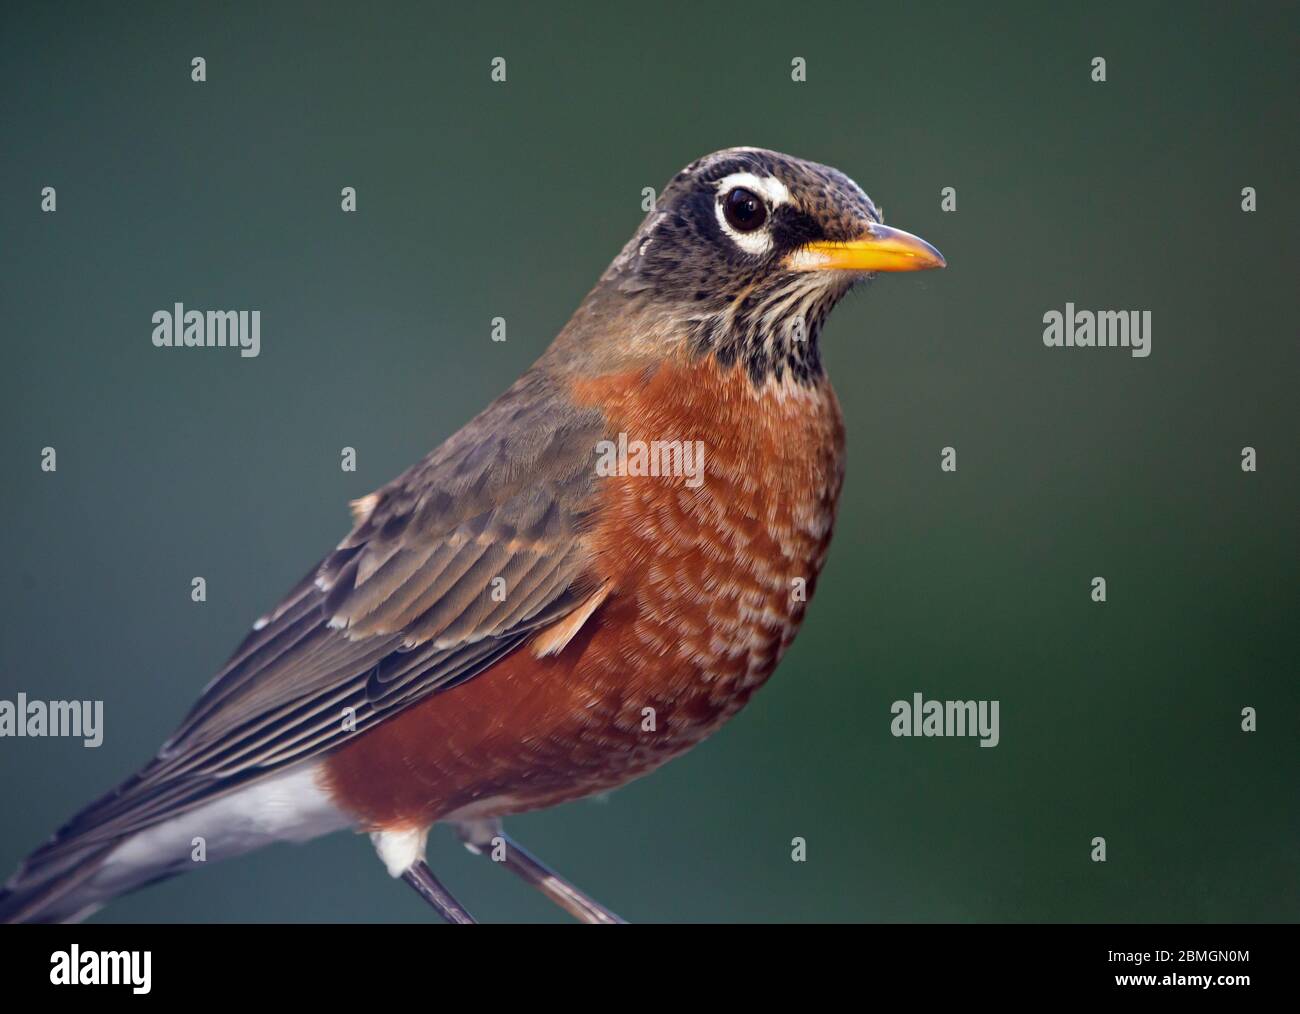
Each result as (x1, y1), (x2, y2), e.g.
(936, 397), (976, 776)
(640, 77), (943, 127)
(324, 357), (845, 828)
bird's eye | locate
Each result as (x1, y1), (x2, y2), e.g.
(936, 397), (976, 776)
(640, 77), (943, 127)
(722, 187), (768, 232)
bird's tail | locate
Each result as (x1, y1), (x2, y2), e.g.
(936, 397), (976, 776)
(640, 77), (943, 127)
(0, 769), (195, 923)
(4, 759), (350, 922)
(0, 830), (197, 924)
(1, 841), (117, 924)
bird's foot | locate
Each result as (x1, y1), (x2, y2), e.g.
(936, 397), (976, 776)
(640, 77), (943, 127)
(456, 819), (625, 924)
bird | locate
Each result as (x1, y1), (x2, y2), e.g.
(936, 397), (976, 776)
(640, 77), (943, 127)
(1, 147), (945, 923)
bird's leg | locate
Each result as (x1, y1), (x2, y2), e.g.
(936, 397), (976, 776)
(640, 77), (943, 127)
(371, 827), (476, 924)
(401, 861), (476, 924)
(456, 819), (626, 924)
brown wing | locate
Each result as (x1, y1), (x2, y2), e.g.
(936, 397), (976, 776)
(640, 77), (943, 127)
(19, 368), (610, 866)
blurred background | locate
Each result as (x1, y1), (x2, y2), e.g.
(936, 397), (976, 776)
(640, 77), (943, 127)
(0, 0), (1295, 922)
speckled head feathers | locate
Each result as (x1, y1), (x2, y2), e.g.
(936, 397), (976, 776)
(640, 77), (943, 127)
(548, 148), (943, 389)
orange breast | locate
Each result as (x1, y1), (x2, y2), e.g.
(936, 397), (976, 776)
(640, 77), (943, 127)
(323, 355), (845, 829)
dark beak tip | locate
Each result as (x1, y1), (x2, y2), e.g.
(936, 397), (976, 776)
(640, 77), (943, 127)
(920, 239), (947, 270)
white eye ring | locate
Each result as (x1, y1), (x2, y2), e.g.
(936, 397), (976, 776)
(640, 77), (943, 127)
(715, 171), (791, 207)
(713, 172), (788, 256)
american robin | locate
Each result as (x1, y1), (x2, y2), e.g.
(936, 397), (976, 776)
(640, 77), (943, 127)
(2, 148), (944, 923)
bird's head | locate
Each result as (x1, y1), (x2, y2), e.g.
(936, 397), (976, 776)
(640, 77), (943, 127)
(587, 147), (945, 387)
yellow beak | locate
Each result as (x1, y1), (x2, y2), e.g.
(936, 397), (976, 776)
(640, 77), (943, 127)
(786, 223), (947, 273)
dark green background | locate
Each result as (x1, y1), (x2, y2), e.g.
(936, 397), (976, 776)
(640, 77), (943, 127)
(1, 1), (1295, 922)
